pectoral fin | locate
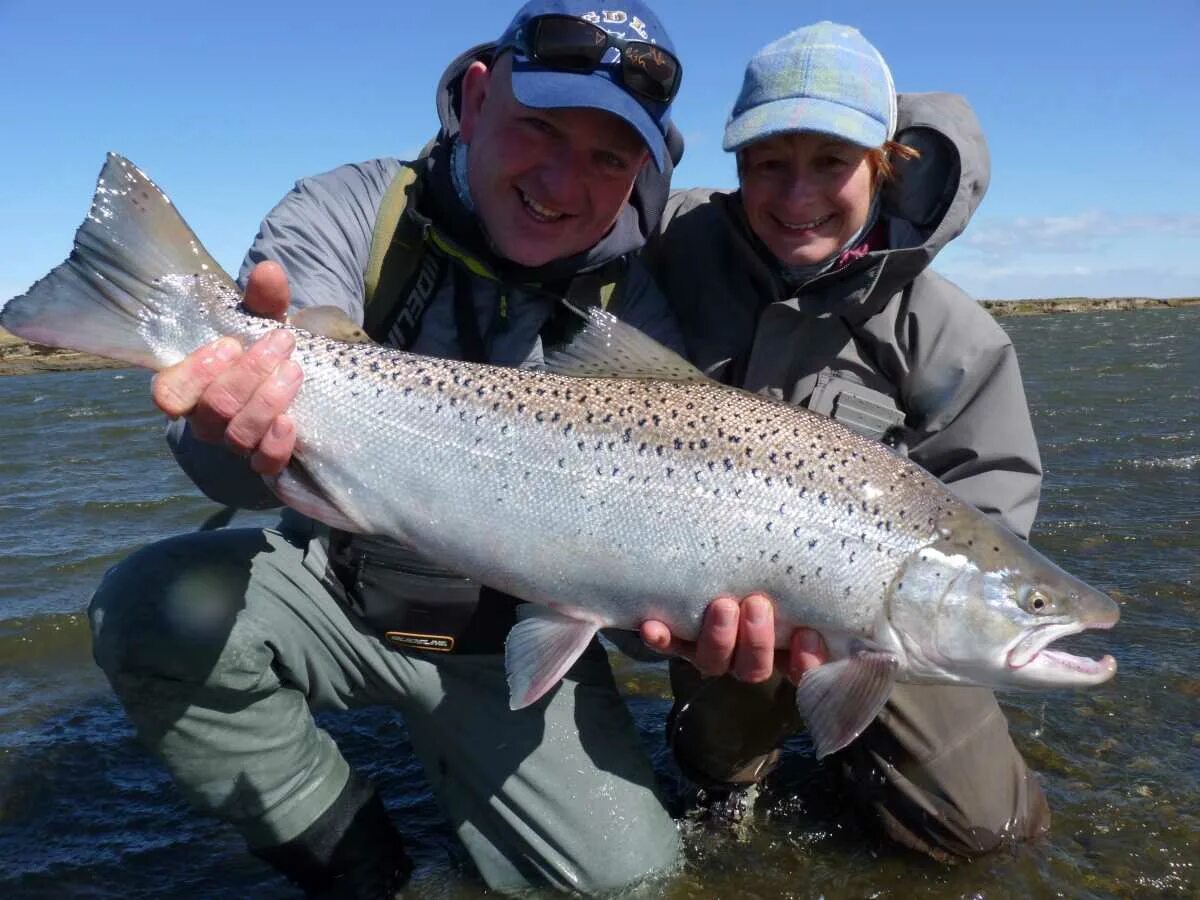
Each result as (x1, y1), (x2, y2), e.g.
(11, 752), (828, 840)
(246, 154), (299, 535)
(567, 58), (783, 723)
(505, 606), (598, 709)
(794, 643), (899, 759)
(266, 462), (373, 534)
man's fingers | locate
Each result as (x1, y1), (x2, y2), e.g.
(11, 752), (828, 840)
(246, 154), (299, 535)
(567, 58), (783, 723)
(639, 620), (672, 653)
(731, 593), (776, 683)
(189, 329), (295, 443)
(693, 596), (739, 676)
(224, 360), (303, 456)
(251, 415), (296, 477)
(151, 337), (242, 418)
(639, 620), (690, 660)
(243, 260), (291, 320)
(786, 628), (830, 685)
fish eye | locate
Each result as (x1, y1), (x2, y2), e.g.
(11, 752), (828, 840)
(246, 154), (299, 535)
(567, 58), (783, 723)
(1023, 588), (1051, 614)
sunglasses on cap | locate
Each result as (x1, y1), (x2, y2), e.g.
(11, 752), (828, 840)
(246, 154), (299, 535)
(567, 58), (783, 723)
(509, 14), (682, 105)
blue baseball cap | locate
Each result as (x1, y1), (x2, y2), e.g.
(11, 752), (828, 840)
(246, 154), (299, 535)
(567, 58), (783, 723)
(496, 0), (678, 171)
(723, 22), (897, 153)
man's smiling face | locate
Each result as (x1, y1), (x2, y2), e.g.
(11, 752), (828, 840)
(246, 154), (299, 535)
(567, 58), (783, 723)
(459, 53), (650, 268)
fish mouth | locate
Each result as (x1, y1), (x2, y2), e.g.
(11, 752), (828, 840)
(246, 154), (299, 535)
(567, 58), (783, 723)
(1005, 620), (1118, 686)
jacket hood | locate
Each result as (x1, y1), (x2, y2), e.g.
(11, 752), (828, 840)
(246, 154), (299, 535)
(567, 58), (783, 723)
(424, 43), (683, 285)
(880, 92), (990, 278)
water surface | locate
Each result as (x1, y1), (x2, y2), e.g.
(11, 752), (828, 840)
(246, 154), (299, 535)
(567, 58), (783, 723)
(1, 308), (1196, 897)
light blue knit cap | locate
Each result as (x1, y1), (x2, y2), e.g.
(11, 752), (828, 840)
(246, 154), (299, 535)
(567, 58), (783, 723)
(723, 22), (897, 152)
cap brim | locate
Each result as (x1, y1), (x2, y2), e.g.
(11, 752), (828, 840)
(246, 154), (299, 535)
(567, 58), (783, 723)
(510, 57), (668, 172)
(723, 96), (886, 153)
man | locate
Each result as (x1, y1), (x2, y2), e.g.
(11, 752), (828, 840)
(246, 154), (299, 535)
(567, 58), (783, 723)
(87, 2), (751, 896)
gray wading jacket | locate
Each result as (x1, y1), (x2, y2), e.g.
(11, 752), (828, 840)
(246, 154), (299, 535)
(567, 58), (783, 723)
(644, 92), (1042, 538)
(168, 45), (684, 560)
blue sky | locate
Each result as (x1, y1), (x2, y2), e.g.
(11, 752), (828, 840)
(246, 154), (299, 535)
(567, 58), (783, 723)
(1, 0), (1196, 303)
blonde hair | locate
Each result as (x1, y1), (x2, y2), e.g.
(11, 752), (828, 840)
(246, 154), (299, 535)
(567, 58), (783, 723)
(867, 140), (921, 188)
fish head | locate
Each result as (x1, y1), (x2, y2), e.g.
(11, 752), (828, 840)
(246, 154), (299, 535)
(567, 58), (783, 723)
(887, 511), (1119, 689)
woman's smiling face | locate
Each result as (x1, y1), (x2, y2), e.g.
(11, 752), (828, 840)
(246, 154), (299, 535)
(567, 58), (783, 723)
(738, 132), (875, 267)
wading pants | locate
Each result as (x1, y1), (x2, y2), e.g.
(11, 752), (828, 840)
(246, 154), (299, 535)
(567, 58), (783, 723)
(88, 524), (680, 894)
(668, 660), (1050, 861)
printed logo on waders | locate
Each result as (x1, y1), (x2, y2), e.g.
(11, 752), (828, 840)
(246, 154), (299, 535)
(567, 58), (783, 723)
(384, 251), (443, 348)
(385, 630), (456, 652)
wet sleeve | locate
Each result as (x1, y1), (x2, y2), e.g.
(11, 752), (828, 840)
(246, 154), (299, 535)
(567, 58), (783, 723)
(901, 285), (1043, 539)
(167, 161), (399, 509)
(608, 256), (686, 355)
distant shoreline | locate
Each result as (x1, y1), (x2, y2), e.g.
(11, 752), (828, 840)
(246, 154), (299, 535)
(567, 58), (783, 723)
(980, 296), (1200, 317)
(2, 296), (1198, 376)
(0, 329), (129, 377)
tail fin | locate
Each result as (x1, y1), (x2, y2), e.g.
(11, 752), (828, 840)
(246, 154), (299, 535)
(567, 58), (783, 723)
(0, 154), (240, 371)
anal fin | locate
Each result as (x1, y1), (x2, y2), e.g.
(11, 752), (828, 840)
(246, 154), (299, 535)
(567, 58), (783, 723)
(794, 642), (899, 759)
(505, 606), (599, 709)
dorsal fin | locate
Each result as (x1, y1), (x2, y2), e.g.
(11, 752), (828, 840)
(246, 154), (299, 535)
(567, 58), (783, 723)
(543, 306), (710, 383)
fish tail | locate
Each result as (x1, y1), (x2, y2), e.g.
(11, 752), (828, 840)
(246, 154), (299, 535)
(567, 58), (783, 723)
(0, 154), (239, 371)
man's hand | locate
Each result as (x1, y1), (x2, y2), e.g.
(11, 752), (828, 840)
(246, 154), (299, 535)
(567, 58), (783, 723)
(640, 596), (829, 685)
(151, 261), (301, 475)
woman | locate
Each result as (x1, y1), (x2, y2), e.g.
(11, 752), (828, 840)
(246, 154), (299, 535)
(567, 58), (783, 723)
(645, 22), (1049, 860)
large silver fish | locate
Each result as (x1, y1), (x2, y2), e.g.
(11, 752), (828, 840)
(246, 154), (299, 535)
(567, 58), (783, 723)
(2, 155), (1119, 757)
